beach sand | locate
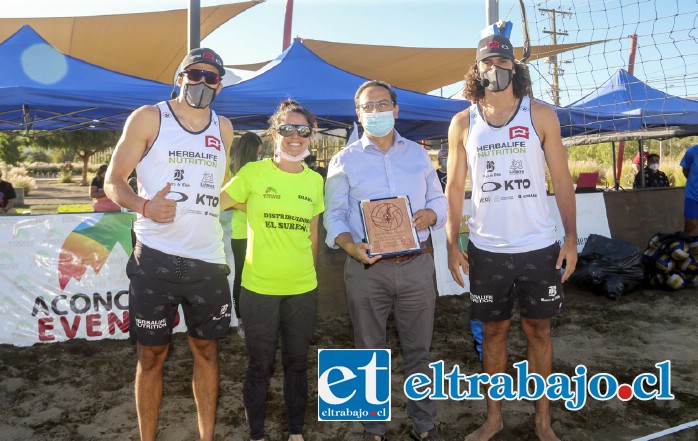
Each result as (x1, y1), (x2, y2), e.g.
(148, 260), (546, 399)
(1, 284), (696, 441)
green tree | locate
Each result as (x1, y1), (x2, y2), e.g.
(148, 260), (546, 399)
(33, 130), (121, 185)
(567, 143), (614, 163)
(0, 132), (27, 165)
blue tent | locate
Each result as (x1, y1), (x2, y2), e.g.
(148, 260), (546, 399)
(2, 28), (466, 140)
(560, 69), (698, 138)
(0, 26), (170, 133)
(213, 40), (469, 140)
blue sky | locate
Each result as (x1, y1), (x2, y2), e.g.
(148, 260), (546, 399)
(6, 0), (698, 104)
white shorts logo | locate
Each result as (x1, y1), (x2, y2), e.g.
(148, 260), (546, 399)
(470, 293), (494, 304)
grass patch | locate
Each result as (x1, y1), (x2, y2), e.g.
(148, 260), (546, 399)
(25, 203), (94, 214)
(57, 204), (93, 213)
(29, 205), (58, 214)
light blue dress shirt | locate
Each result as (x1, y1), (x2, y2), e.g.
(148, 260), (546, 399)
(324, 131), (448, 249)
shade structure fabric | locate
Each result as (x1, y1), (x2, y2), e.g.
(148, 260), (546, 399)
(227, 38), (603, 94)
(213, 40), (470, 140)
(0, 1), (261, 84)
(0, 26), (170, 133)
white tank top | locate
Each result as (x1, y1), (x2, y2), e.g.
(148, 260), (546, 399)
(134, 101), (227, 263)
(465, 96), (556, 253)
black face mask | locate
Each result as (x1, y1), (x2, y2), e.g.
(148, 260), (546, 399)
(183, 82), (217, 109)
(481, 66), (513, 92)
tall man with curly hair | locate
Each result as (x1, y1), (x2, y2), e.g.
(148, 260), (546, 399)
(445, 35), (577, 441)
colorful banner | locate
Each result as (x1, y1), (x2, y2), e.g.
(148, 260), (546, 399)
(0, 211), (237, 347)
(434, 193), (611, 296)
(0, 195), (610, 345)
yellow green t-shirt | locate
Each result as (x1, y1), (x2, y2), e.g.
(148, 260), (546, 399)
(223, 159), (324, 295)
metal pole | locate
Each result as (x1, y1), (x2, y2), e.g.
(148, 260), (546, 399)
(283, 0), (295, 50)
(611, 141), (619, 190)
(615, 35), (638, 182)
(639, 139), (645, 188)
(485, 0), (499, 26)
(659, 140), (663, 163)
(188, 0), (201, 50)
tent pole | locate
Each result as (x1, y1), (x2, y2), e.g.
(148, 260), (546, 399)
(616, 143), (626, 184)
(639, 139), (645, 188)
(611, 141), (619, 190)
(614, 35), (638, 185)
(659, 140), (663, 163)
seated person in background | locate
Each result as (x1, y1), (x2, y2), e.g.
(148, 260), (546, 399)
(633, 154), (670, 188)
(304, 154), (327, 179)
(0, 169), (17, 214)
(90, 165), (121, 212)
(436, 148), (448, 191)
(127, 172), (138, 194)
(632, 145), (650, 173)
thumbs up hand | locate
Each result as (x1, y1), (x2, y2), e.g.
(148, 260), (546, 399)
(144, 183), (177, 223)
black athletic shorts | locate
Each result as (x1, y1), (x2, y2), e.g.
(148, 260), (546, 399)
(468, 241), (563, 322)
(126, 242), (232, 345)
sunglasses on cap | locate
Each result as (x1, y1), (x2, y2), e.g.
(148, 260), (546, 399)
(277, 124), (313, 138)
(181, 69), (221, 85)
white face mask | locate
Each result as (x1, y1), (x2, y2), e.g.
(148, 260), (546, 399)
(649, 163), (659, 171)
(274, 138), (310, 162)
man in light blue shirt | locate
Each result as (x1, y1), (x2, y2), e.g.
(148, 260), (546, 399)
(324, 80), (447, 441)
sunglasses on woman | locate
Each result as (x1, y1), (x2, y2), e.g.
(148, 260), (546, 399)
(182, 69), (221, 85)
(277, 124), (312, 138)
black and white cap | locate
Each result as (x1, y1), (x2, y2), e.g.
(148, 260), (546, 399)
(476, 34), (515, 62)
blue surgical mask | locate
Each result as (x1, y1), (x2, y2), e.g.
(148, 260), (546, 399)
(362, 110), (395, 137)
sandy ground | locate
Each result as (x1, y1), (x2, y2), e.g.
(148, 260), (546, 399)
(0, 284), (696, 441)
(22, 179), (91, 206)
(2, 180), (697, 440)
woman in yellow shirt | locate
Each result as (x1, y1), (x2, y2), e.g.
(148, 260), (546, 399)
(221, 100), (324, 441)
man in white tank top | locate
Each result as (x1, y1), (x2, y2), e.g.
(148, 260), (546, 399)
(105, 48), (233, 441)
(445, 35), (577, 441)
